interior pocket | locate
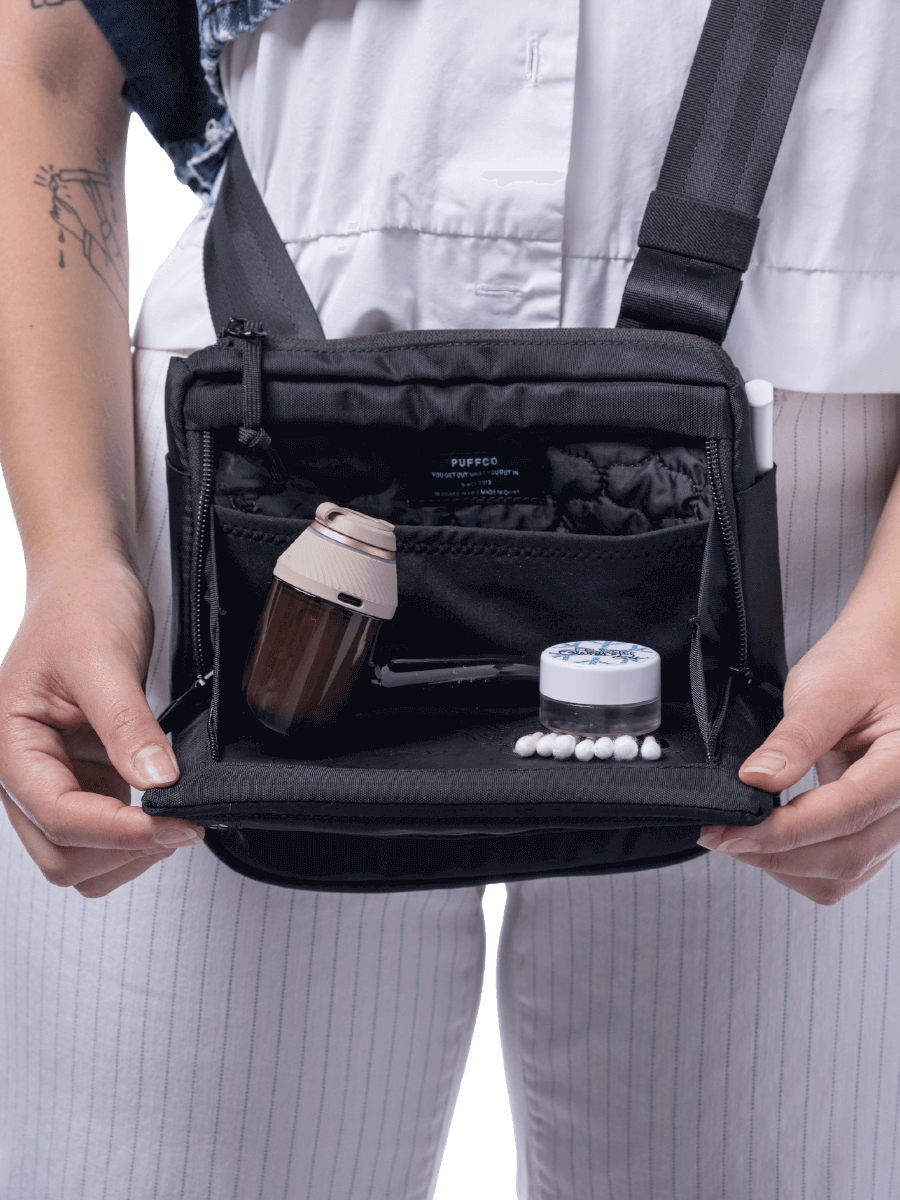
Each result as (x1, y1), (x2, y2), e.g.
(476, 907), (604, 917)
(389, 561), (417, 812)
(213, 429), (712, 533)
(208, 505), (710, 753)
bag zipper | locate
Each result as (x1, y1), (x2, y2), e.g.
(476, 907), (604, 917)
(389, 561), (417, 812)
(156, 429), (215, 740)
(165, 321), (270, 739)
(192, 317), (266, 682)
(704, 438), (751, 756)
(190, 429), (215, 682)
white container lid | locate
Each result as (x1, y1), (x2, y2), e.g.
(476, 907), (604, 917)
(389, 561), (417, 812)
(539, 641), (661, 706)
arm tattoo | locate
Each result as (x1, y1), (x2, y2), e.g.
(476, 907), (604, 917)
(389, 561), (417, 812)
(30, 1), (76, 7)
(34, 150), (127, 316)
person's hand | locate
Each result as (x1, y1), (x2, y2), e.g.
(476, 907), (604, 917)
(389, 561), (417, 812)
(0, 551), (204, 898)
(698, 612), (900, 904)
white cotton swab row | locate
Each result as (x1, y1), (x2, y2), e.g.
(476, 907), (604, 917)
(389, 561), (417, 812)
(514, 732), (662, 760)
(514, 732), (548, 757)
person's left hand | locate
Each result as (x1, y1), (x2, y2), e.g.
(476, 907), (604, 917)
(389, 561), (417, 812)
(697, 610), (900, 904)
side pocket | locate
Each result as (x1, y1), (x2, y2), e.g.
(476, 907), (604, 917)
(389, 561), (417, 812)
(735, 466), (787, 688)
(689, 516), (732, 758)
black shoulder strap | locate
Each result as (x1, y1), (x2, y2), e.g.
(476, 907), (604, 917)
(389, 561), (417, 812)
(203, 136), (324, 339)
(203, 0), (824, 345)
(617, 0), (825, 343)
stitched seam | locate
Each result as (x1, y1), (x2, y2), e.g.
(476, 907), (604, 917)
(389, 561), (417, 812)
(749, 261), (900, 279)
(218, 522), (707, 555)
(252, 335), (731, 358)
(153, 789), (761, 810)
(402, 542), (706, 558)
(563, 251), (900, 279)
(554, 445), (603, 491)
(278, 229), (898, 281)
(282, 225), (561, 248)
(554, 444), (707, 486)
(475, 284), (525, 298)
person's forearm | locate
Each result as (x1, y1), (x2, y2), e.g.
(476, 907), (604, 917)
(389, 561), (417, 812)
(0, 6), (132, 581)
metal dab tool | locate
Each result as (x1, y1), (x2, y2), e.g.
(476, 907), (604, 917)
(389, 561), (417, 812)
(373, 656), (539, 688)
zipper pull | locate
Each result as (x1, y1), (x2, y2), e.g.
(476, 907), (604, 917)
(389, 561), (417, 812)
(221, 319), (272, 451)
(220, 316), (267, 342)
(728, 664), (755, 688)
(156, 670), (215, 737)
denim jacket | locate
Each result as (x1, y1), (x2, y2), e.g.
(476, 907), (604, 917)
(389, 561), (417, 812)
(83, 0), (285, 196)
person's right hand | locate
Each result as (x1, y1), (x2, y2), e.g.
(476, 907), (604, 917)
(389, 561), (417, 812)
(0, 551), (204, 898)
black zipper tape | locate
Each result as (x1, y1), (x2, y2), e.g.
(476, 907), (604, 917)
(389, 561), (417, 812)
(171, 321), (270, 741)
(190, 430), (215, 683)
(704, 438), (750, 756)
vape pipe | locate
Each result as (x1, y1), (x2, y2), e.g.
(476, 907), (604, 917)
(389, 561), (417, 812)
(373, 655), (539, 688)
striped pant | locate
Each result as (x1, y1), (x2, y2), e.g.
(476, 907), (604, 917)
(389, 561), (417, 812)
(1, 357), (899, 1199)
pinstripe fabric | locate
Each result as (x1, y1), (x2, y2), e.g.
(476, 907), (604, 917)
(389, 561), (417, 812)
(498, 390), (900, 1200)
(1, 372), (899, 1198)
(0, 834), (486, 1199)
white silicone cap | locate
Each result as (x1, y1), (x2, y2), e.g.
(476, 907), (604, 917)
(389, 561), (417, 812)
(312, 502), (396, 553)
(274, 506), (398, 620)
(539, 641), (661, 706)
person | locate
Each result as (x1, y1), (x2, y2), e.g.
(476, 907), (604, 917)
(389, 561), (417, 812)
(1, 0), (899, 1196)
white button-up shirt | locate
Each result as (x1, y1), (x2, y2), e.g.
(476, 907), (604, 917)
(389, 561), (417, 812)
(136, 0), (900, 393)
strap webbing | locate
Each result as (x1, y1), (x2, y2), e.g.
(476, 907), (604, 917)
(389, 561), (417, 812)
(618, 0), (825, 342)
(203, 137), (324, 339)
(203, 0), (824, 346)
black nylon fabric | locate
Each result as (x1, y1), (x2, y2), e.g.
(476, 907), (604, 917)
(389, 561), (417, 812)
(204, 139), (325, 340)
(638, 191), (759, 272)
(202, 826), (708, 893)
(143, 0), (815, 890)
(147, 326), (786, 891)
(209, 511), (709, 716)
(617, 248), (744, 343)
(169, 331), (752, 464)
(618, 0), (825, 339)
(160, 331), (758, 709)
(655, 0), (825, 212)
(146, 691), (777, 828)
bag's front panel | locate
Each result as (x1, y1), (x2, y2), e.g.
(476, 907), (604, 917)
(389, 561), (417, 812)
(150, 0), (824, 885)
(146, 328), (782, 883)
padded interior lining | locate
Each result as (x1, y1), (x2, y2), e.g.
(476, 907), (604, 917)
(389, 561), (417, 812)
(214, 431), (711, 536)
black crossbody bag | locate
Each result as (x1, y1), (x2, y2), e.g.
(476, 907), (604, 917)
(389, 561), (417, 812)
(143, 0), (824, 891)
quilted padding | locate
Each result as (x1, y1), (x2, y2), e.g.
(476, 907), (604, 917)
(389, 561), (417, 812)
(215, 439), (711, 536)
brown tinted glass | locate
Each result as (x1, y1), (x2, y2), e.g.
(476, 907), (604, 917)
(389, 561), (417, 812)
(244, 578), (380, 734)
